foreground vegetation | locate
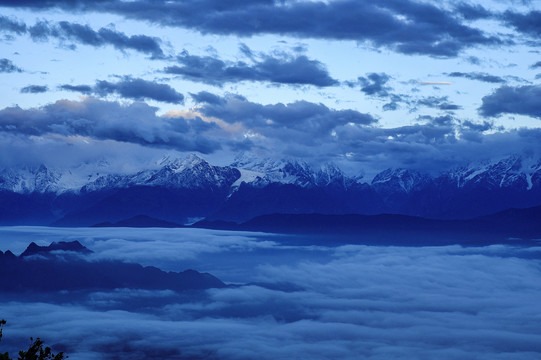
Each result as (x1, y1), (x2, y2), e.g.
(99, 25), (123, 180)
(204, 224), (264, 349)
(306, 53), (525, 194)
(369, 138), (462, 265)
(0, 320), (66, 360)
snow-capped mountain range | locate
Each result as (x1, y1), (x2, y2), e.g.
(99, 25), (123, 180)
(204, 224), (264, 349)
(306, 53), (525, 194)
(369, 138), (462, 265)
(1, 153), (541, 225)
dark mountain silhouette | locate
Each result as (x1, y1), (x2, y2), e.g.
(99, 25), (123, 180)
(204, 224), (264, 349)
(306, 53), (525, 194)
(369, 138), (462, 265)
(0, 241), (225, 292)
(192, 205), (541, 245)
(78, 203), (541, 245)
(92, 214), (183, 228)
(51, 186), (234, 226)
(2, 154), (541, 226)
(20, 240), (93, 258)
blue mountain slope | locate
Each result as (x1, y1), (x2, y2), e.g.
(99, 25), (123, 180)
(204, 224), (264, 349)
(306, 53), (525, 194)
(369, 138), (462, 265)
(0, 241), (225, 292)
(1, 154), (541, 225)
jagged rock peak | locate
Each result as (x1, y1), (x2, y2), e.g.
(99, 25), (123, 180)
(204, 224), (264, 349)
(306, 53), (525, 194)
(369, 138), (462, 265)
(372, 168), (432, 193)
(441, 154), (541, 190)
(20, 241), (93, 257)
(158, 154), (207, 172)
(231, 152), (304, 171)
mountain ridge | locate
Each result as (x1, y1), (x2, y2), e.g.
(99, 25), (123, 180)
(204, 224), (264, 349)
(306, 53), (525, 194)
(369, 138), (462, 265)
(1, 153), (541, 225)
(73, 205), (541, 246)
(192, 206), (541, 245)
(0, 241), (225, 292)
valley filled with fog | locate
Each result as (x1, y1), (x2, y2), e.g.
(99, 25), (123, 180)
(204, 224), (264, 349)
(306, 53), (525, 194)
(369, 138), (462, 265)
(1, 227), (540, 359)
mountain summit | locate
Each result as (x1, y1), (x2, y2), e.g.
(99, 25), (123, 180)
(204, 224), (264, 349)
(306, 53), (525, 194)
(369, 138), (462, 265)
(1, 154), (541, 225)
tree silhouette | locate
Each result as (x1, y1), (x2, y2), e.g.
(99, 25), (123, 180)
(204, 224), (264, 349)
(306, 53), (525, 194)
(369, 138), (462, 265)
(0, 320), (66, 360)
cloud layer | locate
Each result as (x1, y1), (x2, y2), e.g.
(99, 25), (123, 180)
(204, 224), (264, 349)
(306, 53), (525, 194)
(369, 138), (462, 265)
(479, 85), (541, 119)
(0, 1), (503, 57)
(0, 16), (164, 57)
(60, 77), (185, 104)
(0, 58), (22, 73)
(0, 227), (540, 360)
(166, 49), (338, 87)
(448, 71), (506, 83)
(0, 97), (219, 153)
(1, 93), (540, 175)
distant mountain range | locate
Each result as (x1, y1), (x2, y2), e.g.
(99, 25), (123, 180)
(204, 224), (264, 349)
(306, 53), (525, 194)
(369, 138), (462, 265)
(89, 205), (541, 245)
(0, 241), (225, 292)
(193, 205), (541, 245)
(1, 153), (541, 226)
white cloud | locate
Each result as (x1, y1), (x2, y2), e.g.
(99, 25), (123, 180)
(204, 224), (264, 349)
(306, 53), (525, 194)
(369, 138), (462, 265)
(1, 228), (540, 359)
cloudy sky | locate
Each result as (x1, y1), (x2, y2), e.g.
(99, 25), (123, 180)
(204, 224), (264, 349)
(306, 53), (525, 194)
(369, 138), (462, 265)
(1, 0), (541, 174)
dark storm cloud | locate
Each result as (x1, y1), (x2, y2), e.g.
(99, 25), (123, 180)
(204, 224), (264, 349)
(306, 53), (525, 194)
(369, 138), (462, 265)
(189, 91), (225, 105)
(0, 15), (27, 34)
(193, 93), (376, 127)
(31, 21), (164, 57)
(462, 120), (493, 132)
(0, 0), (501, 57)
(0, 0), (106, 8)
(419, 114), (456, 126)
(94, 78), (184, 104)
(416, 96), (461, 110)
(454, 2), (493, 20)
(324, 116), (536, 174)
(59, 77), (184, 104)
(382, 94), (412, 112)
(20, 85), (48, 93)
(165, 50), (338, 87)
(353, 73), (392, 97)
(479, 85), (541, 119)
(185, 91), (534, 173)
(192, 92), (377, 145)
(466, 56), (481, 65)
(447, 71), (506, 83)
(0, 17), (164, 57)
(502, 10), (541, 37)
(382, 102), (399, 111)
(58, 84), (92, 94)
(0, 98), (220, 153)
(0, 58), (22, 73)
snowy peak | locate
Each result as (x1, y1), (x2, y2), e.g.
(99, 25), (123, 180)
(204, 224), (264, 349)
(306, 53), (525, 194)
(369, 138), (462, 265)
(0, 165), (61, 194)
(0, 160), (119, 194)
(372, 168), (431, 194)
(231, 154), (313, 187)
(231, 153), (352, 188)
(2, 153), (541, 197)
(2, 153), (541, 224)
(34, 164), (61, 193)
(84, 154), (240, 191)
(0, 168), (24, 192)
(315, 163), (359, 188)
(160, 154), (206, 173)
(442, 155), (541, 190)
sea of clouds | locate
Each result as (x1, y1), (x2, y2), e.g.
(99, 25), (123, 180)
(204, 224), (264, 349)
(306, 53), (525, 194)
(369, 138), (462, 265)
(1, 227), (540, 359)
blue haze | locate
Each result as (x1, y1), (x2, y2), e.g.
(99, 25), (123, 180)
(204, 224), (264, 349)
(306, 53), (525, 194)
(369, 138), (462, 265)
(1, 227), (540, 359)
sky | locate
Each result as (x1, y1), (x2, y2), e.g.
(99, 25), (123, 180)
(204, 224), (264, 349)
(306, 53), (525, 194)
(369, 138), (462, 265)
(1, 227), (541, 359)
(1, 0), (541, 175)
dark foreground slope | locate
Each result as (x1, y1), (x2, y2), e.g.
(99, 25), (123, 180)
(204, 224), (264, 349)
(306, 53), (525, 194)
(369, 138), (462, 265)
(193, 205), (541, 245)
(0, 241), (225, 292)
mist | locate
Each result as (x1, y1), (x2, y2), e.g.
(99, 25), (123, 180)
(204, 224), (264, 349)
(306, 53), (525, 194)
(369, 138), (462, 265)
(1, 227), (540, 359)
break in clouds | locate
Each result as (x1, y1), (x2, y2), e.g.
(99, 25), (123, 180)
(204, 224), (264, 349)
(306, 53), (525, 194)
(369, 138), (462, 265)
(0, 227), (540, 359)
